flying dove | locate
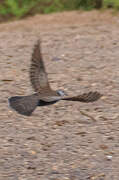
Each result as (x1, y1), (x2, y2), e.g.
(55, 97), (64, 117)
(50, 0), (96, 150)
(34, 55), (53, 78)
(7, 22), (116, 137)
(8, 40), (102, 116)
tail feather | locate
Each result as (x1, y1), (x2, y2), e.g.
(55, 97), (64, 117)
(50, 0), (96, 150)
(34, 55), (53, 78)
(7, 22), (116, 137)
(8, 94), (39, 116)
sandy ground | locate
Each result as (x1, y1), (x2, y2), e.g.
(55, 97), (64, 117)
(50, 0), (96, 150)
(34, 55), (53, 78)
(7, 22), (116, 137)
(0, 10), (119, 180)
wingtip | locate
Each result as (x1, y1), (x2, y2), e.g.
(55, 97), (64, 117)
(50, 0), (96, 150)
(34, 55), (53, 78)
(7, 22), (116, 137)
(32, 39), (42, 59)
(35, 39), (41, 47)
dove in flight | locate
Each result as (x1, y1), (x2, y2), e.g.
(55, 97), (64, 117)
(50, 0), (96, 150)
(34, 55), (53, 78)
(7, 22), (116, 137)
(8, 40), (102, 116)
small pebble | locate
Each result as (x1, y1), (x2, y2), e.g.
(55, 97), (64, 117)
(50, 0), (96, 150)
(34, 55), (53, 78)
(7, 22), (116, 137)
(106, 155), (112, 160)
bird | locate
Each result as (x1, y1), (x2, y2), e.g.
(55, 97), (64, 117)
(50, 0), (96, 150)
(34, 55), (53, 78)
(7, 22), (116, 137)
(8, 40), (102, 116)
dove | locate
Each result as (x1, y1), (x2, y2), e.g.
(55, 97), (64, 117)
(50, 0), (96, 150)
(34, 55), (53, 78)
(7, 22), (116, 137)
(8, 40), (102, 116)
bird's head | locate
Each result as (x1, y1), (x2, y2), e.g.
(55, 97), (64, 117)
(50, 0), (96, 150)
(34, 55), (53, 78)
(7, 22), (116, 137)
(56, 90), (67, 97)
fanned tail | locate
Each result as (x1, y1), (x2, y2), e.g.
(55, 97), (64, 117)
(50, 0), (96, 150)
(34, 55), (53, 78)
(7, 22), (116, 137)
(8, 94), (39, 116)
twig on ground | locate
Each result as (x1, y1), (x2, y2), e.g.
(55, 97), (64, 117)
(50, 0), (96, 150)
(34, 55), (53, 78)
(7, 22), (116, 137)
(80, 110), (97, 122)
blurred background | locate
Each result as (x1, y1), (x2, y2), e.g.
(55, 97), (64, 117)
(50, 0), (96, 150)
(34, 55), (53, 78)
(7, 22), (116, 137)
(0, 0), (118, 23)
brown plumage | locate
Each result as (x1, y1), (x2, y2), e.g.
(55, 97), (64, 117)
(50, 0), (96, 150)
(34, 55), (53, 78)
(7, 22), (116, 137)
(8, 40), (102, 116)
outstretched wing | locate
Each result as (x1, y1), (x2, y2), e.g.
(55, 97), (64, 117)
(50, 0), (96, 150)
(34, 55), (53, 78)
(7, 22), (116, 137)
(62, 91), (102, 102)
(30, 40), (51, 93)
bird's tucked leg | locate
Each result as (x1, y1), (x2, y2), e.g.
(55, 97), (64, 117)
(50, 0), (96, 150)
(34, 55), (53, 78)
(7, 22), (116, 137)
(38, 100), (58, 106)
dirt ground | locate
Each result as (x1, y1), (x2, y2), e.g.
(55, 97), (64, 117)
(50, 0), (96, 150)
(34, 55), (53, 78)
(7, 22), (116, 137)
(0, 10), (119, 180)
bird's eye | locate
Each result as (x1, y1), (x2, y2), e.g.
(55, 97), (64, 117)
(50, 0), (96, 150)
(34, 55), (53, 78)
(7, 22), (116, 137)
(57, 90), (65, 96)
